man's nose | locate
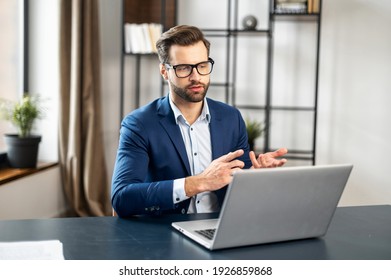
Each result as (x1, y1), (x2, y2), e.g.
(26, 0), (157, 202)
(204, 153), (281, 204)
(188, 66), (201, 80)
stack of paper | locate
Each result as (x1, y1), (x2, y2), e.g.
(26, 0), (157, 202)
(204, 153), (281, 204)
(0, 240), (65, 260)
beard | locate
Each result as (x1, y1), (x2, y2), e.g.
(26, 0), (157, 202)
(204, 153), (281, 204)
(169, 80), (210, 103)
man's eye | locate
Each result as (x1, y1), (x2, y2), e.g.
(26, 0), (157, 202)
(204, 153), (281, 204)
(177, 65), (191, 71)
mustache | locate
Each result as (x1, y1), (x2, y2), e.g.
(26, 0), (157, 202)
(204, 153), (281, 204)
(187, 82), (206, 88)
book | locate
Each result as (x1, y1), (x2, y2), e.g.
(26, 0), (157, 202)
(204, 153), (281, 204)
(124, 23), (132, 53)
(275, 2), (307, 14)
(123, 23), (163, 54)
(149, 23), (163, 53)
(313, 0), (320, 13)
(307, 0), (313, 13)
(307, 0), (321, 14)
(275, 0), (307, 3)
(141, 23), (153, 54)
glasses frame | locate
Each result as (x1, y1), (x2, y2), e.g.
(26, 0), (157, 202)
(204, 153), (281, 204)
(165, 58), (215, 78)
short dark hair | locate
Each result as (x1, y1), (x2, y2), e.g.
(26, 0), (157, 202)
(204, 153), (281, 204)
(156, 25), (210, 64)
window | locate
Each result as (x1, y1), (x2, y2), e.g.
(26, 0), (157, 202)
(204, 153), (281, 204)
(0, 0), (24, 151)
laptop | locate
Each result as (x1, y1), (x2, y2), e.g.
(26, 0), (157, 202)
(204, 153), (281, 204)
(172, 164), (353, 250)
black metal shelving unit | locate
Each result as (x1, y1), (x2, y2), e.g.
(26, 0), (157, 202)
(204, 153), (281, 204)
(120, 0), (322, 165)
(267, 0), (322, 164)
(120, 0), (176, 121)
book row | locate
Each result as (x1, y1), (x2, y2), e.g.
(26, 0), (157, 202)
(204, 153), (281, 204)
(274, 0), (320, 14)
(124, 23), (163, 54)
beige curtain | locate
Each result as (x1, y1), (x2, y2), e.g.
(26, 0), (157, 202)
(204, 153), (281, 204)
(59, 0), (110, 216)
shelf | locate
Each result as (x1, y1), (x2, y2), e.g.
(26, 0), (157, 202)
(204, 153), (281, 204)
(123, 52), (158, 56)
(202, 28), (270, 37)
(236, 105), (267, 110)
(236, 105), (316, 112)
(0, 162), (58, 186)
(123, 0), (176, 28)
(254, 148), (314, 161)
(283, 154), (314, 161)
(270, 106), (316, 112)
(272, 12), (320, 16)
(271, 13), (320, 22)
(262, 149), (314, 161)
(210, 82), (233, 88)
(120, 0), (322, 165)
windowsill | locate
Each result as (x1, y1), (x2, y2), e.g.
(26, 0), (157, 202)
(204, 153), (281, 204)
(0, 162), (59, 186)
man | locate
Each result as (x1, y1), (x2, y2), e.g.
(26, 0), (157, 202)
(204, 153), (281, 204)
(112, 25), (287, 217)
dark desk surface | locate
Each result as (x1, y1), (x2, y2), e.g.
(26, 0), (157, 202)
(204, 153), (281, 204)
(0, 205), (390, 260)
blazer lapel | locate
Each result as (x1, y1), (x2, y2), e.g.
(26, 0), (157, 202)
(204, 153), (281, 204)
(156, 97), (226, 178)
(208, 100), (230, 207)
(157, 97), (191, 175)
(209, 100), (225, 159)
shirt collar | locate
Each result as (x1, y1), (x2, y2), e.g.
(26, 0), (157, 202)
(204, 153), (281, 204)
(169, 94), (211, 125)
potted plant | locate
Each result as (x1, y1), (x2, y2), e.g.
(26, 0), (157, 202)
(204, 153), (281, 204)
(0, 94), (44, 168)
(245, 118), (264, 151)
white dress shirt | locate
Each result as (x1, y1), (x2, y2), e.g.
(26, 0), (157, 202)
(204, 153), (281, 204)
(169, 95), (220, 213)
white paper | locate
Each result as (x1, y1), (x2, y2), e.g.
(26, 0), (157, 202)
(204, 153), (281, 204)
(0, 240), (64, 260)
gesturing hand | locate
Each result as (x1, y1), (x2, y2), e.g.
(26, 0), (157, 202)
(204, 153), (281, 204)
(185, 149), (245, 197)
(250, 148), (288, 168)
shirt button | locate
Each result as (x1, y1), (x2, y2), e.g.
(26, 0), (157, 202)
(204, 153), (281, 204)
(194, 152), (197, 156)
(197, 200), (200, 204)
(176, 197), (180, 202)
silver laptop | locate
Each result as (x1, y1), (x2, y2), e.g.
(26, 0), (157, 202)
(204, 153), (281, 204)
(172, 164), (353, 250)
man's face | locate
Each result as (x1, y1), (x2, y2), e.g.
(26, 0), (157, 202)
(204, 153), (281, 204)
(162, 41), (211, 103)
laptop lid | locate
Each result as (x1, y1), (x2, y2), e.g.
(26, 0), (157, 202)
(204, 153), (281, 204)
(172, 164), (353, 250)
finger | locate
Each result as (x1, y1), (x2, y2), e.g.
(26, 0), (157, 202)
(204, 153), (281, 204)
(249, 151), (260, 168)
(230, 167), (243, 176)
(220, 149), (244, 163)
(258, 154), (268, 167)
(227, 159), (245, 169)
(276, 158), (287, 167)
(270, 158), (286, 168)
(267, 148), (288, 158)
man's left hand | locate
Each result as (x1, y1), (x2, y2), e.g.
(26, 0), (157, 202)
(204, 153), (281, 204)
(249, 148), (288, 168)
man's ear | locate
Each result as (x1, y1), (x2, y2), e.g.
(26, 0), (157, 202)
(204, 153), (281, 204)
(160, 63), (168, 80)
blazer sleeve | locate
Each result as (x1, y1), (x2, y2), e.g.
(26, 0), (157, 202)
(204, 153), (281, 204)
(111, 114), (178, 217)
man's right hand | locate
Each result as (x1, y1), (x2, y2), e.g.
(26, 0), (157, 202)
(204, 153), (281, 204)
(184, 149), (245, 197)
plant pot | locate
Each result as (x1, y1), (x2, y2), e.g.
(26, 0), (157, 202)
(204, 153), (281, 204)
(248, 140), (255, 151)
(4, 134), (42, 168)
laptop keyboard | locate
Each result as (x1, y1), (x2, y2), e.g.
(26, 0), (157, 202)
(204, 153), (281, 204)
(195, 228), (216, 240)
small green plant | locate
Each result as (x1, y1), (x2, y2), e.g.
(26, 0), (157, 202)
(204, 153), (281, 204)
(245, 118), (264, 150)
(0, 94), (44, 138)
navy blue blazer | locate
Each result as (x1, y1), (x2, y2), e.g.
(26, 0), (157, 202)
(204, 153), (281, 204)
(111, 96), (251, 217)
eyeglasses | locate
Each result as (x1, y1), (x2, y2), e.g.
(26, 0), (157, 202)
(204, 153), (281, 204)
(165, 58), (214, 78)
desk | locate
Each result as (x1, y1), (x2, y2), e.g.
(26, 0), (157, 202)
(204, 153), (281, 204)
(0, 205), (390, 260)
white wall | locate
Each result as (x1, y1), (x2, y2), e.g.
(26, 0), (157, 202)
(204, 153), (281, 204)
(101, 0), (391, 206)
(99, 0), (122, 183)
(0, 0), (66, 220)
(28, 0), (59, 163)
(0, 166), (66, 220)
(317, 0), (391, 206)
(4, 0), (390, 220)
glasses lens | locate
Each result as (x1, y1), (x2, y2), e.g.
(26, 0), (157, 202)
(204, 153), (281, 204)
(196, 62), (213, 75)
(175, 65), (192, 78)
(170, 60), (214, 78)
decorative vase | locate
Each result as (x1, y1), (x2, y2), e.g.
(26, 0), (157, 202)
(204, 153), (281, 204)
(4, 134), (42, 168)
(242, 15), (258, 30)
